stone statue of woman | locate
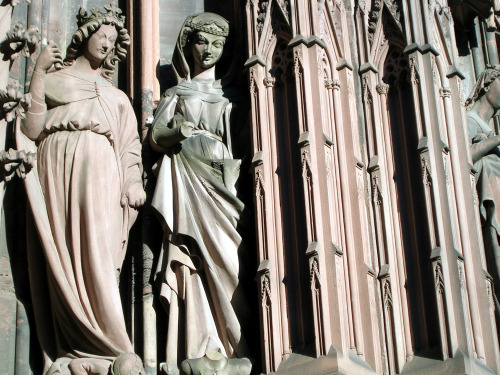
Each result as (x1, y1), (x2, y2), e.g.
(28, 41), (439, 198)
(150, 13), (252, 375)
(466, 65), (500, 321)
(17, 4), (145, 374)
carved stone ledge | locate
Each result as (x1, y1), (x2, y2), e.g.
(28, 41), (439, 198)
(400, 352), (497, 375)
(244, 54), (266, 67)
(273, 347), (377, 375)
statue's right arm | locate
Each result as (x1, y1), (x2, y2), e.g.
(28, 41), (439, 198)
(21, 42), (63, 141)
(151, 116), (194, 149)
(150, 93), (194, 152)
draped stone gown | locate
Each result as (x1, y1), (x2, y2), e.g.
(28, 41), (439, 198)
(151, 80), (249, 363)
(19, 68), (142, 373)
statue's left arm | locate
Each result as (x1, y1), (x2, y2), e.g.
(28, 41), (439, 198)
(118, 98), (146, 208)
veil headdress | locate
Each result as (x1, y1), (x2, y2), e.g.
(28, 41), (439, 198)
(172, 12), (229, 85)
(466, 65), (500, 108)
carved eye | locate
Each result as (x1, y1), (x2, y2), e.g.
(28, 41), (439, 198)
(196, 35), (207, 44)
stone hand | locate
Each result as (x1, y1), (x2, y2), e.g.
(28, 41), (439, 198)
(180, 121), (195, 138)
(121, 183), (146, 208)
(474, 131), (495, 142)
(35, 41), (63, 73)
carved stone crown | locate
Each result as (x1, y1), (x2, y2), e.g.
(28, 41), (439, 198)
(185, 20), (229, 37)
(76, 3), (125, 28)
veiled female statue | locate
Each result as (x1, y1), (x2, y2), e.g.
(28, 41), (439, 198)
(467, 65), (500, 321)
(150, 12), (252, 375)
(18, 4), (145, 374)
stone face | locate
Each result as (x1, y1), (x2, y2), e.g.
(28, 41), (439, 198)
(2, 1), (500, 375)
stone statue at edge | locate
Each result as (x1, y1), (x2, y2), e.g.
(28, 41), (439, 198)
(17, 4), (146, 375)
(467, 65), (500, 327)
(150, 12), (252, 375)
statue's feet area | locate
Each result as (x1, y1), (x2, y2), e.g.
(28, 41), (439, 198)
(47, 353), (145, 375)
(160, 362), (180, 375)
(111, 353), (146, 375)
(177, 351), (252, 375)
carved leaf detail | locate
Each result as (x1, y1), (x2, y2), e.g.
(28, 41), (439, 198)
(0, 149), (36, 181)
(310, 257), (321, 290)
(3, 22), (40, 60)
(434, 263), (445, 293)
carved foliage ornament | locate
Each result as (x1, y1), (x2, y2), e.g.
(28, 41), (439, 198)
(263, 76), (275, 88)
(371, 175), (383, 205)
(421, 155), (432, 187)
(255, 169), (265, 195)
(376, 83), (390, 95)
(383, 280), (393, 308)
(257, 1), (269, 34)
(363, 75), (373, 104)
(368, 0), (383, 40)
(76, 2), (125, 28)
(0, 79), (31, 122)
(256, 0), (290, 35)
(249, 67), (258, 96)
(325, 79), (341, 90)
(0, 149), (36, 181)
(440, 87), (452, 98)
(3, 22), (41, 61)
(261, 274), (272, 305)
(301, 150), (313, 180)
(310, 257), (321, 290)
(367, 0), (403, 44)
(0, 82), (35, 182)
(409, 55), (420, 85)
(293, 50), (303, 76)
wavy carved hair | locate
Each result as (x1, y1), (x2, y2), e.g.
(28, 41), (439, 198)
(63, 17), (130, 81)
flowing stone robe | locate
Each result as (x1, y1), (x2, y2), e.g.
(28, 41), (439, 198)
(17, 69), (142, 372)
(468, 111), (500, 313)
(151, 80), (249, 363)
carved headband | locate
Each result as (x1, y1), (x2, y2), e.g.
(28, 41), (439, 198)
(184, 21), (229, 37)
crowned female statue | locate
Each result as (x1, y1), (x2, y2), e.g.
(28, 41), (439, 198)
(467, 65), (500, 325)
(17, 4), (145, 374)
(150, 12), (252, 375)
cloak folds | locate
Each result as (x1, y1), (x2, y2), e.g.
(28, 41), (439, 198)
(151, 81), (250, 364)
(16, 69), (142, 373)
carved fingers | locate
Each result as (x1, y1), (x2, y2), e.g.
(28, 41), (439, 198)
(35, 41), (63, 73)
(121, 183), (146, 208)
